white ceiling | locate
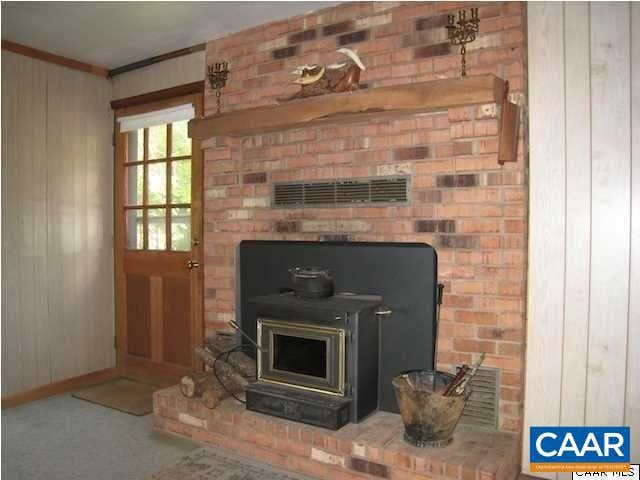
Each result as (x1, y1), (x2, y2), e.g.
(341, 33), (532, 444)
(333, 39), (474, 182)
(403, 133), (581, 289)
(1, 1), (338, 70)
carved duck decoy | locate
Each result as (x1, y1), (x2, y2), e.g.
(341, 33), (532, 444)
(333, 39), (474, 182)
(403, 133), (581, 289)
(280, 48), (366, 101)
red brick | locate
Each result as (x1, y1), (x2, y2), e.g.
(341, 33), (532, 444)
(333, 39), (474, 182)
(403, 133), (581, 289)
(448, 107), (473, 122)
(458, 219), (501, 234)
(288, 28), (317, 44)
(478, 327), (523, 342)
(394, 146), (431, 160)
(438, 321), (476, 339)
(504, 220), (525, 233)
(451, 281), (484, 295)
(206, 174), (239, 186)
(453, 338), (497, 354)
(456, 310), (498, 325)
(257, 59), (284, 75)
(391, 63), (420, 78)
(197, 0), (528, 435)
(450, 122), (475, 139)
(497, 342), (522, 357)
(414, 43), (452, 58)
(452, 142), (473, 156)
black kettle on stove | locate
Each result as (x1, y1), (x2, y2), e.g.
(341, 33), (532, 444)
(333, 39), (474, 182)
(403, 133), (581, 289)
(288, 266), (334, 299)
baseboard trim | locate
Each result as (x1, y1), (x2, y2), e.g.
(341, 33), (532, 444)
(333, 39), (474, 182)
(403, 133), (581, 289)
(124, 354), (191, 379)
(1, 367), (120, 409)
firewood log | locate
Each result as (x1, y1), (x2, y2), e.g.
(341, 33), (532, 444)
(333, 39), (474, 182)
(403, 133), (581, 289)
(201, 387), (228, 409)
(179, 373), (216, 398)
(204, 334), (256, 378)
(204, 332), (237, 355)
(196, 348), (249, 388)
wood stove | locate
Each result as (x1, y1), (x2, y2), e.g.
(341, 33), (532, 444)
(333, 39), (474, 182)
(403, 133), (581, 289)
(246, 292), (381, 430)
(238, 241), (438, 415)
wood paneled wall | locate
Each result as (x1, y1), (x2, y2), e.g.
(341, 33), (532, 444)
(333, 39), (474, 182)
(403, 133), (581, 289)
(1, 51), (115, 396)
(524, 2), (639, 475)
(111, 51), (204, 101)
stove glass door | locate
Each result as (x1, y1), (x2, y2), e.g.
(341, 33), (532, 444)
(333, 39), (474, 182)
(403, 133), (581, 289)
(257, 318), (345, 396)
(272, 333), (327, 379)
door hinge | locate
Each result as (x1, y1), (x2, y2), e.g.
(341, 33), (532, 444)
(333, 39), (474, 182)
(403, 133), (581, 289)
(345, 329), (355, 342)
(344, 383), (353, 397)
(344, 315), (353, 342)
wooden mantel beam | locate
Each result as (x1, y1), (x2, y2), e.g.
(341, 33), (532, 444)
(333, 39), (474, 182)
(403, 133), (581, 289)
(189, 74), (508, 140)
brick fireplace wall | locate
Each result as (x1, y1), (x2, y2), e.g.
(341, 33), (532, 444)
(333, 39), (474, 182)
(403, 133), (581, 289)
(201, 1), (527, 432)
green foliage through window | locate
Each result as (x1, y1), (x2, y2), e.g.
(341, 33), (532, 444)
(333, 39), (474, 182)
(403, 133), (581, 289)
(148, 124), (167, 159)
(124, 119), (192, 251)
(172, 121), (191, 156)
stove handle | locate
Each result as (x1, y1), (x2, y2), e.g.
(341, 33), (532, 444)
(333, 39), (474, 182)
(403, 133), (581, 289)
(374, 306), (393, 317)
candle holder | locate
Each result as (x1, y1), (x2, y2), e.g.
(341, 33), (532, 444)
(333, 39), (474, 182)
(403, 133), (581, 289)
(446, 9), (480, 77)
(207, 61), (230, 114)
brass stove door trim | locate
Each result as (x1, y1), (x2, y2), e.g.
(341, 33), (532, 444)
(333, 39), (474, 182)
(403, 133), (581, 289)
(257, 318), (345, 396)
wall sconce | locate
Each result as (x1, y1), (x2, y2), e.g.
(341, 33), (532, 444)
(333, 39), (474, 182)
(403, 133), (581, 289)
(446, 9), (480, 77)
(207, 61), (229, 114)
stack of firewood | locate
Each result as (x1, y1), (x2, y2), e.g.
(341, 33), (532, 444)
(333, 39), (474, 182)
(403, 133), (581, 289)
(178, 333), (256, 409)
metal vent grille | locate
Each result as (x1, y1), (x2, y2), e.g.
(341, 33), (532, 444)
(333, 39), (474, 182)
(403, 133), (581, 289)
(457, 366), (500, 429)
(273, 176), (409, 208)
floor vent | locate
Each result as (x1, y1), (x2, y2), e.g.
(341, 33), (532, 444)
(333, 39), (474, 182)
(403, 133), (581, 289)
(273, 176), (409, 208)
(456, 366), (500, 429)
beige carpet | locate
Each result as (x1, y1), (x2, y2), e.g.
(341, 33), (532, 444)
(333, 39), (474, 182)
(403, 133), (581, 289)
(149, 447), (317, 480)
(72, 378), (157, 416)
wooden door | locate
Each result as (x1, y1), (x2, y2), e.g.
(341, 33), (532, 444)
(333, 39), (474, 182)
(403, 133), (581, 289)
(114, 93), (203, 379)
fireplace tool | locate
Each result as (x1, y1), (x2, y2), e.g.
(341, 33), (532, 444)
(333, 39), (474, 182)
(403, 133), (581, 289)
(229, 320), (266, 352)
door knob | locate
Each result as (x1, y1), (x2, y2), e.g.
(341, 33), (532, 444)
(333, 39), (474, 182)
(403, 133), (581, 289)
(187, 260), (200, 269)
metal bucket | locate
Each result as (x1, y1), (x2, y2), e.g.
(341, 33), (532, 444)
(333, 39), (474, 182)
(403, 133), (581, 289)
(392, 370), (470, 447)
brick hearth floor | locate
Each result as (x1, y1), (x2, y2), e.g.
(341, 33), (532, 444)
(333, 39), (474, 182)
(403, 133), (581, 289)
(154, 386), (520, 480)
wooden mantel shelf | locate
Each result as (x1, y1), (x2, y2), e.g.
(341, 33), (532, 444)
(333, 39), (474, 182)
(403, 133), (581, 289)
(189, 74), (519, 163)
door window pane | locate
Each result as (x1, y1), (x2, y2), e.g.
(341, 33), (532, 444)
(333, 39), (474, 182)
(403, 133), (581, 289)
(171, 208), (191, 251)
(127, 129), (144, 162)
(121, 116), (195, 253)
(171, 120), (191, 157)
(147, 208), (166, 250)
(147, 163), (166, 205)
(171, 160), (191, 203)
(148, 124), (167, 159)
(126, 209), (143, 249)
(125, 165), (143, 206)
